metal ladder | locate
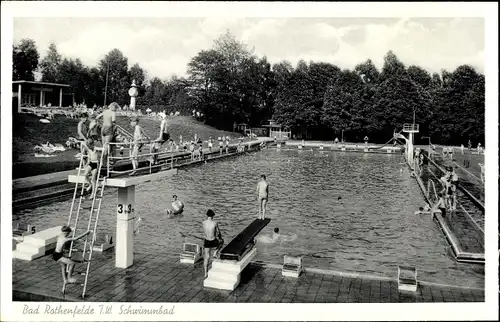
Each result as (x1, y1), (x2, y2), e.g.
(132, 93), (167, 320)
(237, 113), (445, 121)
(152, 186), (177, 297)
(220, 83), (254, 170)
(64, 145), (107, 298)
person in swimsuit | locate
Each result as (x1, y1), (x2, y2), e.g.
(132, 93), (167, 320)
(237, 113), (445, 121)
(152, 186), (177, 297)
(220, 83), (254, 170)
(96, 102), (119, 164)
(434, 192), (447, 217)
(130, 116), (150, 176)
(202, 209), (224, 278)
(82, 138), (101, 199)
(256, 227), (297, 244)
(440, 166), (458, 210)
(256, 174), (269, 219)
(218, 137), (223, 155)
(166, 195), (184, 216)
(77, 113), (89, 141)
(152, 112), (169, 164)
(53, 226), (90, 287)
(225, 136), (230, 154)
(208, 136), (213, 152)
(87, 114), (100, 142)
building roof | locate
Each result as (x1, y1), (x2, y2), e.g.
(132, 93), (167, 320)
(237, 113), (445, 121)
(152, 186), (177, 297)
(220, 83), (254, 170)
(262, 124), (282, 128)
(13, 80), (70, 88)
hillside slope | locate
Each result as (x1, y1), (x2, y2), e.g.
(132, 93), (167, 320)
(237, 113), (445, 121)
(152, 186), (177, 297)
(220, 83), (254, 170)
(13, 114), (245, 178)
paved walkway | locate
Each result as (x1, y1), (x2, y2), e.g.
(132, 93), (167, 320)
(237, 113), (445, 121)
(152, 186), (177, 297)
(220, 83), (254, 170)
(13, 251), (483, 303)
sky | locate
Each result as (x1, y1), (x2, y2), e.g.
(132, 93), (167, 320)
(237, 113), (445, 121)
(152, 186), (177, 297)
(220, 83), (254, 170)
(13, 17), (484, 80)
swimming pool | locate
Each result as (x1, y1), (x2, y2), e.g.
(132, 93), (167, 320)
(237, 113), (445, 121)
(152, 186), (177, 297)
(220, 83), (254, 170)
(14, 148), (484, 288)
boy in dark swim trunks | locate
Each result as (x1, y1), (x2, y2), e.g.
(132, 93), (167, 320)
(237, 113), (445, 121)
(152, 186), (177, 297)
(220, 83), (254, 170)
(202, 209), (224, 278)
(53, 226), (90, 289)
(82, 138), (101, 199)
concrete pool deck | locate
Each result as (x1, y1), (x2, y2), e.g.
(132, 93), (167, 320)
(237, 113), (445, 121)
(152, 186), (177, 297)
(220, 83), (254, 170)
(12, 251), (484, 303)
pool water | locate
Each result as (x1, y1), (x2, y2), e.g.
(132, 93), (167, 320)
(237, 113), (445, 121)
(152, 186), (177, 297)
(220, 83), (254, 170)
(14, 149), (484, 288)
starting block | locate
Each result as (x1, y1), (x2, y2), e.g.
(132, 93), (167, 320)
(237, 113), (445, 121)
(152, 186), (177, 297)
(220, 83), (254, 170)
(277, 143), (281, 149)
(180, 243), (203, 264)
(92, 233), (114, 252)
(13, 224), (36, 242)
(398, 266), (418, 292)
(204, 218), (270, 291)
(364, 148), (368, 152)
(319, 145), (324, 150)
(282, 255), (302, 278)
(341, 146), (346, 151)
(298, 145), (303, 150)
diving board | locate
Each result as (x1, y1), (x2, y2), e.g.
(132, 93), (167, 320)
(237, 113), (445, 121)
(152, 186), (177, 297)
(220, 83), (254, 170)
(204, 218), (271, 291)
(220, 218), (271, 261)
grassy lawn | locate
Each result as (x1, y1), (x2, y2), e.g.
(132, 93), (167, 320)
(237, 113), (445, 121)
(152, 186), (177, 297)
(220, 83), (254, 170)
(12, 113), (245, 179)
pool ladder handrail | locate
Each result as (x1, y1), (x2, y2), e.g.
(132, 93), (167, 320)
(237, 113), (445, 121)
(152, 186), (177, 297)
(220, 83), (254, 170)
(64, 147), (108, 298)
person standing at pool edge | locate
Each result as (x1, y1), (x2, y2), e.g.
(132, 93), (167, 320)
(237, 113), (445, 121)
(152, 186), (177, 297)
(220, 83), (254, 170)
(257, 175), (269, 219)
(203, 209), (224, 278)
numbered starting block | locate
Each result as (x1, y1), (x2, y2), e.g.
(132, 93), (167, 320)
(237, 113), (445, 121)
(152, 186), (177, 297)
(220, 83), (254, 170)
(282, 255), (302, 278)
(319, 145), (324, 150)
(298, 145), (303, 150)
(277, 143), (281, 149)
(398, 266), (418, 292)
(364, 148), (368, 152)
(341, 146), (346, 151)
(92, 233), (114, 252)
(180, 243), (203, 264)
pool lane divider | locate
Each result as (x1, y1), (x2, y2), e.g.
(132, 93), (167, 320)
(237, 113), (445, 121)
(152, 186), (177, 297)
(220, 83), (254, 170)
(413, 165), (484, 264)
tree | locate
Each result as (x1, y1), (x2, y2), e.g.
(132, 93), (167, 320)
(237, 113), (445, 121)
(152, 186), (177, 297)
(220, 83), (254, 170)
(99, 49), (130, 105)
(13, 38), (40, 81)
(40, 43), (62, 83)
(128, 63), (147, 87)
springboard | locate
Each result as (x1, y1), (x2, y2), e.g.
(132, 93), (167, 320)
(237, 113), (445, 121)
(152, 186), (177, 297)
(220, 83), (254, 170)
(219, 218), (271, 261)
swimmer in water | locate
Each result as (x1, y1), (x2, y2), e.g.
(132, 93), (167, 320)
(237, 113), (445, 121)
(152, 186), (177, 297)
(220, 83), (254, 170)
(256, 174), (269, 219)
(256, 227), (297, 244)
(53, 226), (90, 287)
(167, 195), (184, 217)
(414, 203), (431, 215)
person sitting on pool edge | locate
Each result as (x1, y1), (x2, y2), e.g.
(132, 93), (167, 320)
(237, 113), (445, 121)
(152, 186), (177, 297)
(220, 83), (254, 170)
(166, 195), (184, 217)
(53, 226), (90, 287)
(203, 209), (224, 278)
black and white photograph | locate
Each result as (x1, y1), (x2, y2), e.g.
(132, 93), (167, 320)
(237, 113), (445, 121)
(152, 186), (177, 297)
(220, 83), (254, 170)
(1, 1), (498, 321)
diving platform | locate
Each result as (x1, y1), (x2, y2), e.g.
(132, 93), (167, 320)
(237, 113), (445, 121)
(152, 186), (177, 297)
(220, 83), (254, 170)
(68, 168), (177, 187)
(204, 218), (271, 291)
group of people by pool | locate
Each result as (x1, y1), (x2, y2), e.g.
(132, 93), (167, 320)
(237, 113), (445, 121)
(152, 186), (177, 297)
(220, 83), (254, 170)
(415, 165), (459, 217)
(53, 172), (273, 284)
(74, 103), (244, 199)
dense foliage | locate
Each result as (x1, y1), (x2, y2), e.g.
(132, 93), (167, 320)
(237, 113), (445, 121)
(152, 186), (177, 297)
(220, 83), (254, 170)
(13, 31), (485, 145)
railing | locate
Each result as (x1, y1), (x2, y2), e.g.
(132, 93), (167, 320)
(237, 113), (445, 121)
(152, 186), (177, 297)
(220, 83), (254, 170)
(103, 138), (259, 177)
(403, 123), (419, 132)
(270, 130), (291, 140)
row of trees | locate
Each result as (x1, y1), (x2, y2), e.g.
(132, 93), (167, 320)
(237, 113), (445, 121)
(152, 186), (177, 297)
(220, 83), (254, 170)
(13, 32), (484, 145)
